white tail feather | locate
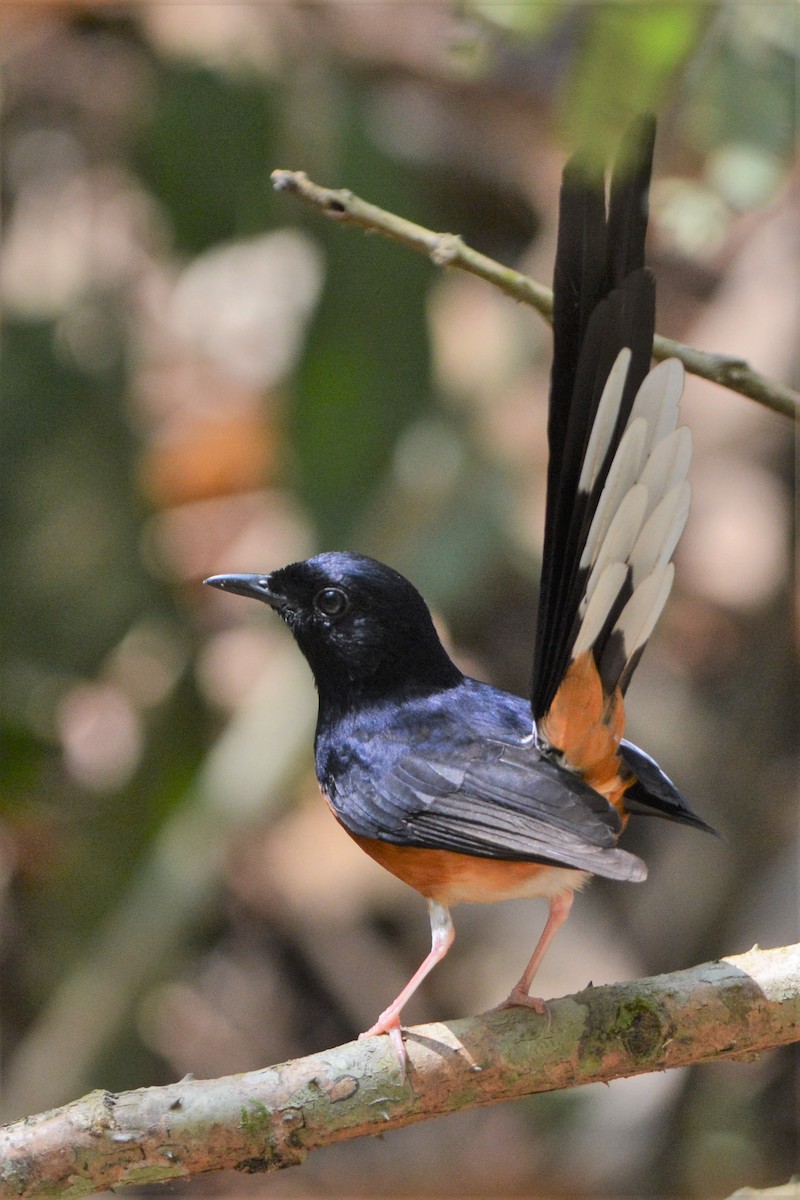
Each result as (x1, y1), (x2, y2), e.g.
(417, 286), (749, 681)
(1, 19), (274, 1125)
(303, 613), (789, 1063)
(630, 481), (691, 585)
(629, 358), (684, 454)
(639, 426), (692, 516)
(581, 484), (647, 616)
(580, 418), (648, 569)
(573, 562), (628, 660)
(571, 356), (688, 684)
(614, 563), (675, 665)
(578, 348), (631, 493)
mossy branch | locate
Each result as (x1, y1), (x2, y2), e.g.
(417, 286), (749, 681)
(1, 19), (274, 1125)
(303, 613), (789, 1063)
(2, 943), (799, 1198)
(271, 169), (800, 423)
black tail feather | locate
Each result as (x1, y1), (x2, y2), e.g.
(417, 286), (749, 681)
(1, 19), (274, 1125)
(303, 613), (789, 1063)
(620, 740), (719, 835)
(605, 115), (656, 283)
(532, 117), (658, 719)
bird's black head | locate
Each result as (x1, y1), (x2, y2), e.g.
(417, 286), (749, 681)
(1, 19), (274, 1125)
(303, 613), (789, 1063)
(205, 552), (463, 711)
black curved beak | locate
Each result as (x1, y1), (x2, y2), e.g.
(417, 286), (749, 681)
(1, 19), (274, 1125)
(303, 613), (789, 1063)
(203, 573), (286, 611)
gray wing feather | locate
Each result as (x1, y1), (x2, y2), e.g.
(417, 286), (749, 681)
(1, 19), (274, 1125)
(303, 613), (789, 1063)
(330, 742), (646, 883)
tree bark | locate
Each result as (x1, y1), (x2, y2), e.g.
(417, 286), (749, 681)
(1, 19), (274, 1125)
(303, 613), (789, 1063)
(1, 943), (798, 1199)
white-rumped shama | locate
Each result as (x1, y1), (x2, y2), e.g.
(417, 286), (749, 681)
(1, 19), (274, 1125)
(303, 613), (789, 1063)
(205, 116), (715, 1070)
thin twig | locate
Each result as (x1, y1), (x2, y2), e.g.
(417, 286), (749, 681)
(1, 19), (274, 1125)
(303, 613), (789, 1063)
(272, 169), (800, 423)
(1, 943), (799, 1198)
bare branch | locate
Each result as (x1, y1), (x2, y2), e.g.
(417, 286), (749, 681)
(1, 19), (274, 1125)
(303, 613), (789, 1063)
(272, 169), (800, 423)
(2, 943), (799, 1198)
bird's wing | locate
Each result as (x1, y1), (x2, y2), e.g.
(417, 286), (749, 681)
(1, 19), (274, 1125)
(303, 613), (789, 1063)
(330, 741), (646, 882)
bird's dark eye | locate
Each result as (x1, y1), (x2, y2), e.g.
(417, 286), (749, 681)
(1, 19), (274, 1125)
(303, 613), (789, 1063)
(314, 587), (349, 619)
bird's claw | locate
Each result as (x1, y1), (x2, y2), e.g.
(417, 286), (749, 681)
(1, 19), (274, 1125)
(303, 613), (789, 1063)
(359, 1013), (409, 1080)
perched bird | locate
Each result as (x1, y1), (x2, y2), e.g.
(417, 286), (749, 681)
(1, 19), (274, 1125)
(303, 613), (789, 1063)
(205, 116), (714, 1070)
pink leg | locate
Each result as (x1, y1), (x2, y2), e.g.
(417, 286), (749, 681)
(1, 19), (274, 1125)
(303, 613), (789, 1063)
(360, 900), (454, 1074)
(500, 890), (574, 1012)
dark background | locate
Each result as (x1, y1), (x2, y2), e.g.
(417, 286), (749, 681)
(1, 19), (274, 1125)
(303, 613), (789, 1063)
(1, 4), (797, 1197)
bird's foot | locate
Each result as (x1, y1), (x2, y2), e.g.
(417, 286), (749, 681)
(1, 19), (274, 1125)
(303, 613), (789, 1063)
(498, 986), (548, 1013)
(359, 1011), (408, 1078)
(489, 987), (551, 1026)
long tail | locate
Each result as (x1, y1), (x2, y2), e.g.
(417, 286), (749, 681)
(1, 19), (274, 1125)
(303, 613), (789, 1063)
(531, 117), (691, 813)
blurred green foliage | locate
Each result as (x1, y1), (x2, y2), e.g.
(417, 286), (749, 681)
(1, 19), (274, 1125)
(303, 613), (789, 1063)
(562, 4), (708, 152)
(1, 319), (147, 673)
(291, 100), (434, 545)
(133, 61), (280, 255)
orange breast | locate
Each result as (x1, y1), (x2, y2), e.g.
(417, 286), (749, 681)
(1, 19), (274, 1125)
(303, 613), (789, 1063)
(350, 834), (588, 906)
